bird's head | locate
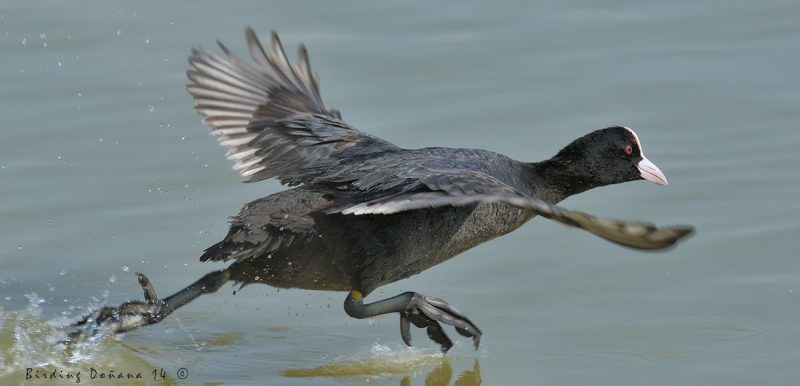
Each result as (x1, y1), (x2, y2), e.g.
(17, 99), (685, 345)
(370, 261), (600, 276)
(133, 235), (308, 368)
(553, 126), (668, 189)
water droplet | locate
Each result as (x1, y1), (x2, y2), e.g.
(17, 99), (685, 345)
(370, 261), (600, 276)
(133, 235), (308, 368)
(148, 104), (155, 112)
(287, 262), (293, 266)
(169, 20), (174, 25)
(109, 274), (117, 283)
(254, 276), (260, 280)
(98, 137), (103, 143)
(267, 254), (272, 259)
(17, 244), (22, 250)
(24, 292), (45, 305)
(145, 38), (150, 44)
(57, 60), (63, 67)
(180, 136), (188, 141)
(4, 296), (10, 301)
(59, 270), (66, 276)
(1, 163), (6, 169)
(42, 41), (47, 48)
(121, 266), (129, 272)
(21, 37), (26, 46)
(162, 57), (168, 62)
(116, 29), (122, 36)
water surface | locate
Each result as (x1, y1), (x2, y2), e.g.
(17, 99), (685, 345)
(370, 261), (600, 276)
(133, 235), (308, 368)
(1, 1), (799, 385)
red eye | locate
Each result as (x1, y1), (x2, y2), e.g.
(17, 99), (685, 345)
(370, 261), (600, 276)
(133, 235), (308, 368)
(625, 145), (633, 155)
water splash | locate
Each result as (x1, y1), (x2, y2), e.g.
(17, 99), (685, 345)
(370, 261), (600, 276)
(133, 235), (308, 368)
(0, 296), (102, 379)
(0, 291), (150, 383)
(171, 317), (201, 351)
(282, 343), (444, 378)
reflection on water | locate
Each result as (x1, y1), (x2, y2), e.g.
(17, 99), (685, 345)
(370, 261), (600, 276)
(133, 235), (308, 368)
(283, 345), (481, 386)
(420, 358), (480, 386)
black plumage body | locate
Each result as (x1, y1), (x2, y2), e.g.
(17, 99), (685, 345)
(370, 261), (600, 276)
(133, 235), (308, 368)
(206, 147), (543, 294)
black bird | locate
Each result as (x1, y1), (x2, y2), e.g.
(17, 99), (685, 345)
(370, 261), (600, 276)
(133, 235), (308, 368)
(72, 28), (693, 352)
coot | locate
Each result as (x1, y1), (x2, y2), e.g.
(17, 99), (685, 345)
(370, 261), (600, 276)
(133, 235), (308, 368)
(72, 28), (694, 352)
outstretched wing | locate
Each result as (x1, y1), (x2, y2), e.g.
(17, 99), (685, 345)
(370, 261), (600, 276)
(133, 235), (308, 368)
(187, 28), (397, 184)
(332, 168), (694, 251)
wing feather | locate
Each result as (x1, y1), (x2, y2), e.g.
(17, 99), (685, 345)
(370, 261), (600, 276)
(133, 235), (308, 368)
(187, 27), (397, 183)
(334, 169), (694, 251)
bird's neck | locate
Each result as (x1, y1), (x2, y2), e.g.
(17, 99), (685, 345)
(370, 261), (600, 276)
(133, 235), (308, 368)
(527, 157), (597, 203)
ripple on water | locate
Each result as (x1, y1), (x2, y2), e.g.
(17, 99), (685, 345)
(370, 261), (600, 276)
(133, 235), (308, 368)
(531, 350), (649, 368)
(681, 314), (764, 340)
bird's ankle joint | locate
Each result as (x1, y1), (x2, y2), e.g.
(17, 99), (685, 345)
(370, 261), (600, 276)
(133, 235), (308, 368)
(344, 290), (368, 319)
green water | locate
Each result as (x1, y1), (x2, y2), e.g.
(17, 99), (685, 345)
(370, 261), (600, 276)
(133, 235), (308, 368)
(2, 1), (799, 385)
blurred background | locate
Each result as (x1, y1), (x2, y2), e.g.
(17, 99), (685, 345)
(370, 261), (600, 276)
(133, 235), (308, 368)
(1, 1), (798, 385)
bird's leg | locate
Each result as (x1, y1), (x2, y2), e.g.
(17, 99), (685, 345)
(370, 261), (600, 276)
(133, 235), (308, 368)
(67, 269), (230, 342)
(343, 290), (482, 353)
